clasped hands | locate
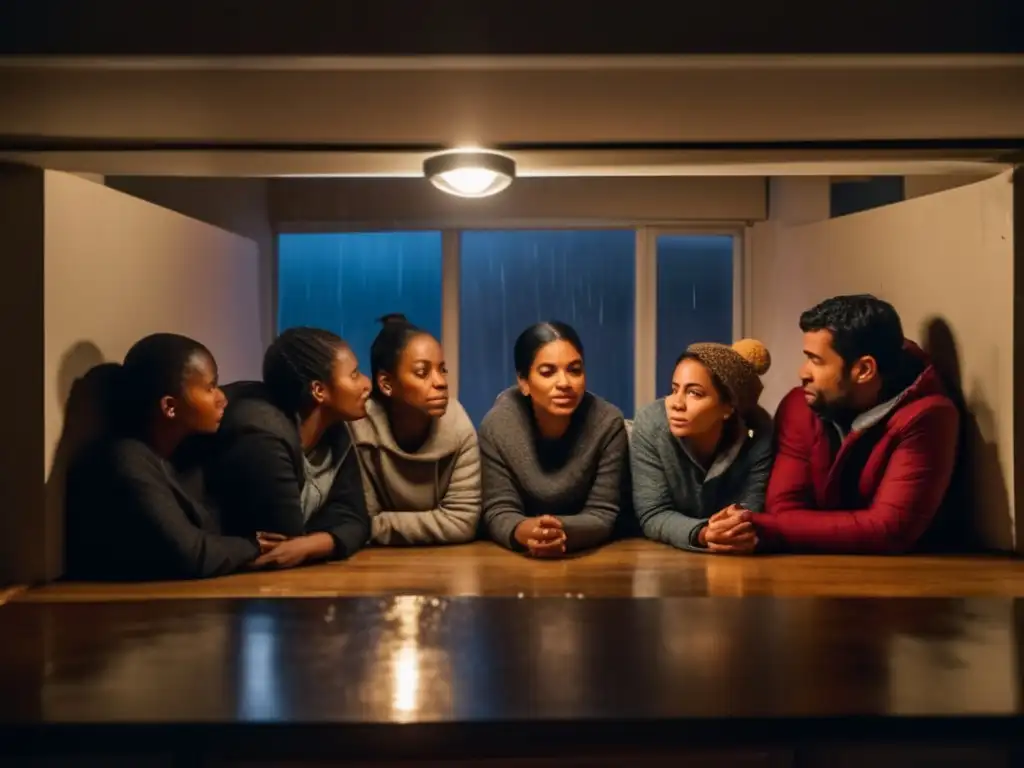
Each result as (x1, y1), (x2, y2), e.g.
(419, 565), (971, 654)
(514, 515), (568, 558)
(251, 530), (334, 569)
(698, 504), (759, 554)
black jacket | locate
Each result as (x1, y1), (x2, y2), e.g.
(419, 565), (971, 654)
(205, 382), (370, 559)
(65, 437), (260, 581)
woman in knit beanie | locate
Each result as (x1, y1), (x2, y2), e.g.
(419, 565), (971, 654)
(630, 339), (775, 555)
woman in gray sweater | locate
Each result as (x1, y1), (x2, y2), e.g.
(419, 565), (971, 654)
(479, 322), (629, 557)
(631, 339), (774, 554)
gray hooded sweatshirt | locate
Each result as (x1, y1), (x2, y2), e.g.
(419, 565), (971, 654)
(630, 399), (774, 552)
(348, 397), (481, 545)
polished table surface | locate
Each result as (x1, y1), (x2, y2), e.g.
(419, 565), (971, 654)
(5, 540), (1024, 761)
(15, 540), (1024, 601)
(0, 594), (1022, 760)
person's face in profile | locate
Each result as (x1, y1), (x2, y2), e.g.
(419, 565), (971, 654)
(799, 329), (866, 414)
(167, 352), (227, 434)
(315, 345), (371, 422)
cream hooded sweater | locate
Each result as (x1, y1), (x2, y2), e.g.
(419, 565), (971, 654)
(347, 397), (481, 545)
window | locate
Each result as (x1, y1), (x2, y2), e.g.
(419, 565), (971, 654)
(277, 232), (443, 373)
(830, 177), (905, 218)
(655, 235), (735, 397)
(459, 230), (636, 425)
(276, 227), (741, 421)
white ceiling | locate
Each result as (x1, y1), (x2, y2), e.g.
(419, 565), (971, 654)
(0, 149), (1010, 179)
(0, 54), (1020, 178)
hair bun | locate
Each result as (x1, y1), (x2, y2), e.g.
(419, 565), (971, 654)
(731, 338), (771, 376)
(378, 313), (410, 327)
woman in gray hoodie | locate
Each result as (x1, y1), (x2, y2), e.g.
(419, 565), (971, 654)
(631, 339), (774, 554)
(348, 314), (481, 545)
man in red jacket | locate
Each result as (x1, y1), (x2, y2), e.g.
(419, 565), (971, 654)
(714, 295), (959, 554)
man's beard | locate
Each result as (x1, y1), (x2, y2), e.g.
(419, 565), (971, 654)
(807, 389), (857, 424)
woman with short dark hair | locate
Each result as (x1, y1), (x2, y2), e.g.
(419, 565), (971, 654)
(205, 326), (372, 568)
(66, 333), (270, 580)
(479, 321), (628, 557)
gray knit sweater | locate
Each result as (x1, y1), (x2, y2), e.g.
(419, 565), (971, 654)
(630, 400), (774, 552)
(479, 388), (629, 553)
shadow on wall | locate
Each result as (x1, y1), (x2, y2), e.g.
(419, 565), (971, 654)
(45, 341), (122, 578)
(922, 317), (1013, 552)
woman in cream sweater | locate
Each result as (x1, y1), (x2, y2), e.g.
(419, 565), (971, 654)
(348, 314), (481, 545)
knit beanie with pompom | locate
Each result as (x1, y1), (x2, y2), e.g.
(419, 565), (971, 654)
(684, 338), (771, 416)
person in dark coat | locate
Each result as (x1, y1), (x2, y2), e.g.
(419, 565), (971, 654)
(66, 334), (273, 581)
(206, 327), (372, 568)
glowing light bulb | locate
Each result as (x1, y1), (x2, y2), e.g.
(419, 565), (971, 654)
(438, 167), (498, 196)
(423, 150), (516, 198)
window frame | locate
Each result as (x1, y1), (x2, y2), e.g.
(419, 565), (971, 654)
(640, 225), (746, 408)
(276, 221), (745, 415)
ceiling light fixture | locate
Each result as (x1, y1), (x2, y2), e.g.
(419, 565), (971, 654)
(423, 149), (516, 198)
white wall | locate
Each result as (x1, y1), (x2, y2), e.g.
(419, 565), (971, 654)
(105, 177), (276, 349)
(38, 171), (264, 581)
(904, 174), (998, 200)
(749, 171), (1016, 551)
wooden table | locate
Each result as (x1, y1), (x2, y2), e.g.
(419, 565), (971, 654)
(6, 542), (1024, 765)
(1, 594), (1022, 766)
(15, 539), (1024, 602)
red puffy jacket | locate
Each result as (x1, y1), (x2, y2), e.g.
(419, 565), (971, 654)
(756, 346), (960, 554)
